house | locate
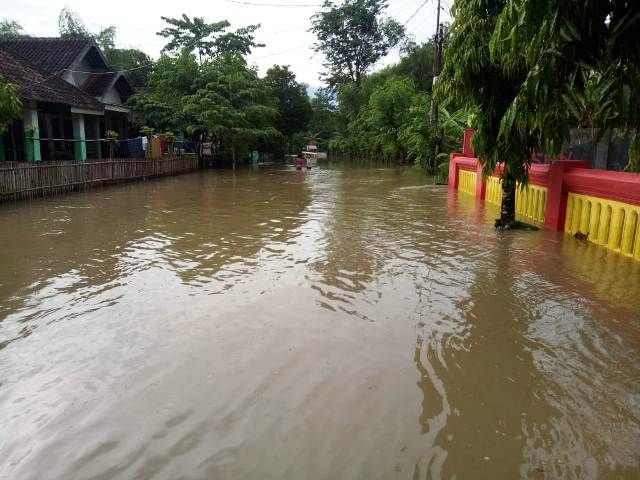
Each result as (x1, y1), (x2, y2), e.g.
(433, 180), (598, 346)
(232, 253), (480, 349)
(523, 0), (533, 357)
(0, 38), (135, 162)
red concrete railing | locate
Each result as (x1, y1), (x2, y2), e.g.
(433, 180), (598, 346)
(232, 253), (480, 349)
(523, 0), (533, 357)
(448, 130), (640, 231)
(563, 169), (640, 206)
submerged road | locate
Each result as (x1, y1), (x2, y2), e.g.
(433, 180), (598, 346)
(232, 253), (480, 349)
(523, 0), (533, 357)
(1, 166), (639, 479)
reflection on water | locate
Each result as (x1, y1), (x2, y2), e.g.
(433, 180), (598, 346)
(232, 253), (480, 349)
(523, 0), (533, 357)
(1, 167), (639, 479)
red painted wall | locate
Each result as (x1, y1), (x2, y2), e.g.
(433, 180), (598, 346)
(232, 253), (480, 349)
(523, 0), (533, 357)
(447, 130), (640, 231)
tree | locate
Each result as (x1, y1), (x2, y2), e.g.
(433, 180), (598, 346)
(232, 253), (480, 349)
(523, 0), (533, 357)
(394, 37), (444, 94)
(311, 0), (405, 88)
(106, 48), (153, 88)
(489, 0), (640, 171)
(128, 50), (199, 131)
(58, 7), (91, 38)
(0, 75), (22, 134)
(309, 87), (338, 147)
(363, 77), (416, 163)
(438, 0), (530, 227)
(95, 25), (117, 51)
(183, 54), (278, 165)
(158, 15), (263, 63)
(439, 0), (640, 228)
(264, 65), (312, 140)
(0, 19), (26, 39)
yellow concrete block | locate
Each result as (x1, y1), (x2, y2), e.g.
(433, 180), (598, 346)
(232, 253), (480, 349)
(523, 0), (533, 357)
(566, 192), (640, 260)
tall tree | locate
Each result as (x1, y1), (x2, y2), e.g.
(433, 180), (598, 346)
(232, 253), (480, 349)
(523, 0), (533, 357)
(489, 0), (640, 171)
(0, 19), (26, 39)
(439, 0), (640, 228)
(128, 50), (199, 131)
(95, 25), (117, 51)
(264, 65), (312, 139)
(106, 48), (153, 88)
(309, 87), (338, 145)
(438, 0), (531, 227)
(363, 77), (416, 163)
(58, 7), (91, 38)
(311, 0), (405, 88)
(158, 15), (263, 63)
(183, 54), (278, 164)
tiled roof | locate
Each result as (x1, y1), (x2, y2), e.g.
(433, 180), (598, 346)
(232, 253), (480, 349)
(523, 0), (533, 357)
(81, 72), (118, 96)
(0, 37), (92, 74)
(0, 47), (103, 111)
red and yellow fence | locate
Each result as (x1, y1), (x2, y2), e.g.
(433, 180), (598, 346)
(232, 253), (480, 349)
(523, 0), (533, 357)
(449, 129), (640, 261)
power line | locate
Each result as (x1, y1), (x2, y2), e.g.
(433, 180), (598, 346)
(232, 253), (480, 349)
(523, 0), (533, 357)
(224, 0), (322, 7)
(252, 45), (308, 59)
(403, 0), (433, 26)
(63, 63), (154, 75)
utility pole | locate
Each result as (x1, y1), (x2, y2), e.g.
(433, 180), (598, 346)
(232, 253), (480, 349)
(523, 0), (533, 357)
(430, 0), (443, 175)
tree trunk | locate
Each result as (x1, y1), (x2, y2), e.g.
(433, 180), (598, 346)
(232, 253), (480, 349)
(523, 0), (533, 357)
(496, 175), (516, 228)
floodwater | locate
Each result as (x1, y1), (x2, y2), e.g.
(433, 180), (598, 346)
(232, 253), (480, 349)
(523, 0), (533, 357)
(1, 166), (639, 480)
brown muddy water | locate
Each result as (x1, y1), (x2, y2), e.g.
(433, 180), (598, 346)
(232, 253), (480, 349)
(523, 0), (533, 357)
(0, 166), (639, 480)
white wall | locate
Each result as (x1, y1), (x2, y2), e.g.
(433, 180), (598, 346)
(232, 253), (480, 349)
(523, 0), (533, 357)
(68, 57), (93, 87)
(101, 85), (122, 105)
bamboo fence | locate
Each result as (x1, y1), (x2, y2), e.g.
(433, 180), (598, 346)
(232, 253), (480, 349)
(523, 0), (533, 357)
(0, 155), (200, 202)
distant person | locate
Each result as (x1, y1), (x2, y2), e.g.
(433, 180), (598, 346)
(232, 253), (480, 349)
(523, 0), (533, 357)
(295, 151), (305, 170)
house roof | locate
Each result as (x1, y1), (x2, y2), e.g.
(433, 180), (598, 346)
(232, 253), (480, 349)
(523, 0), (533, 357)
(0, 47), (103, 111)
(81, 72), (134, 101)
(81, 72), (118, 96)
(0, 37), (107, 74)
(0, 37), (135, 105)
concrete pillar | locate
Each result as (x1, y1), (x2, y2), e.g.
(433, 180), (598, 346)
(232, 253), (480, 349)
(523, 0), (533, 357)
(543, 160), (591, 231)
(475, 161), (486, 200)
(23, 106), (41, 162)
(94, 116), (102, 159)
(72, 113), (86, 161)
(462, 128), (475, 157)
(448, 153), (459, 189)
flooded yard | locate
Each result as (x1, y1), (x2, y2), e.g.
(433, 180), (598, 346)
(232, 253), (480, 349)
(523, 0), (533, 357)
(1, 166), (639, 479)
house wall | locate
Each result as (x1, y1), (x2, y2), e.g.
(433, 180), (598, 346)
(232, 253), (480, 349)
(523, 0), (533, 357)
(448, 131), (640, 261)
(101, 85), (122, 105)
(64, 56), (94, 87)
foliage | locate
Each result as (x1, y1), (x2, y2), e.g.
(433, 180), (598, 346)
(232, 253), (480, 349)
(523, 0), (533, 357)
(395, 41), (436, 94)
(264, 65), (312, 139)
(364, 77), (415, 162)
(0, 75), (22, 134)
(311, 0), (405, 88)
(488, 0), (640, 159)
(128, 50), (199, 131)
(58, 7), (92, 38)
(308, 87), (338, 149)
(158, 14), (263, 63)
(105, 130), (119, 140)
(438, 0), (640, 225)
(328, 75), (466, 167)
(182, 54), (278, 160)
(105, 47), (153, 88)
(0, 19), (26, 39)
(140, 126), (156, 138)
(95, 25), (117, 51)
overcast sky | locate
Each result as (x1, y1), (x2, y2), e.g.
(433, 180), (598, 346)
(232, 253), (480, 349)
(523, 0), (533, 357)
(8, 0), (451, 87)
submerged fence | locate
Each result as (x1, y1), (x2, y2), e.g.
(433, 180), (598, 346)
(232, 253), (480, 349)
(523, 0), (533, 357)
(0, 155), (200, 202)
(449, 129), (640, 261)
